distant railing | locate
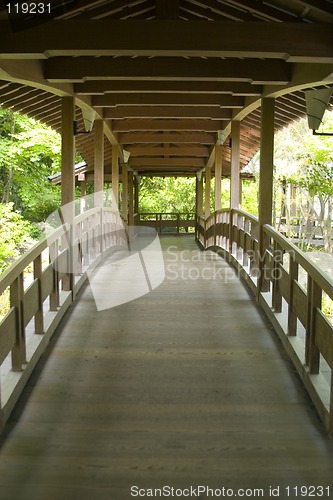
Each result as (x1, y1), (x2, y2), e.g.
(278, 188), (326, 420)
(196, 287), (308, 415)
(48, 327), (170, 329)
(0, 207), (127, 430)
(139, 212), (195, 233)
(277, 216), (332, 243)
(196, 209), (333, 437)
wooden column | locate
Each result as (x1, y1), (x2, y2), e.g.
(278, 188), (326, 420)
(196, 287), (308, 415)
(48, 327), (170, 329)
(61, 97), (75, 210)
(128, 170), (134, 226)
(94, 119), (104, 207)
(134, 176), (139, 216)
(259, 98), (275, 227)
(122, 163), (128, 221)
(205, 166), (211, 219)
(112, 145), (119, 209)
(258, 97), (275, 292)
(230, 121), (240, 209)
(196, 174), (203, 218)
(215, 144), (222, 211)
(61, 96), (75, 291)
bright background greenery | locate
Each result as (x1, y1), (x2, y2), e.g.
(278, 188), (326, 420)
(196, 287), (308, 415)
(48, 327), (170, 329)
(1, 106), (333, 276)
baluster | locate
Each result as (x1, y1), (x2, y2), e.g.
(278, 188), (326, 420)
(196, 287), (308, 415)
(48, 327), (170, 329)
(228, 209), (233, 255)
(100, 209), (104, 256)
(243, 219), (250, 268)
(272, 241), (283, 313)
(307, 277), (321, 373)
(33, 254), (44, 334)
(50, 240), (60, 311)
(10, 273), (25, 370)
(288, 254), (298, 335)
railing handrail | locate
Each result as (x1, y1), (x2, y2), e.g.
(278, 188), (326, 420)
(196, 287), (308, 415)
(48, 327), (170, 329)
(139, 212), (195, 216)
(263, 223), (333, 297)
(0, 223), (70, 295)
(230, 208), (258, 225)
(197, 208), (259, 226)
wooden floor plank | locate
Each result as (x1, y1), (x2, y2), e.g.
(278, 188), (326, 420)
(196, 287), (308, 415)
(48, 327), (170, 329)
(0, 236), (333, 499)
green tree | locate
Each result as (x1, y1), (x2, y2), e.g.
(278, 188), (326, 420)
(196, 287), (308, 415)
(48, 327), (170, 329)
(0, 202), (35, 272)
(139, 177), (196, 213)
(0, 107), (62, 222)
(275, 113), (333, 251)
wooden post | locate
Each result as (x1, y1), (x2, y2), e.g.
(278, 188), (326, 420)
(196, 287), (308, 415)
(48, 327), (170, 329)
(230, 121), (240, 209)
(128, 170), (134, 226)
(196, 174), (203, 242)
(258, 97), (275, 293)
(122, 163), (128, 222)
(205, 166), (211, 219)
(61, 96), (75, 292)
(112, 145), (119, 210)
(94, 119), (104, 208)
(215, 144), (222, 211)
(134, 175), (139, 219)
(196, 175), (203, 218)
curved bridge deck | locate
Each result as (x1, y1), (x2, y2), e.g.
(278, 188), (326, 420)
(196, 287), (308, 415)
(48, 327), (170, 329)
(0, 236), (332, 499)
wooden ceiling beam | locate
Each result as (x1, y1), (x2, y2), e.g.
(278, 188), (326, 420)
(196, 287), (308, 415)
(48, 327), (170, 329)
(119, 132), (216, 144)
(45, 57), (290, 85)
(104, 106), (231, 119)
(93, 94), (244, 107)
(2, 21), (332, 62)
(127, 145), (210, 156)
(130, 157), (205, 167)
(112, 119), (225, 132)
(74, 80), (263, 95)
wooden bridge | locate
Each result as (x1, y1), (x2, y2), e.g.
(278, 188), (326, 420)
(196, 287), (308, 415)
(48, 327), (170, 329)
(0, 210), (333, 498)
(1, 1), (333, 496)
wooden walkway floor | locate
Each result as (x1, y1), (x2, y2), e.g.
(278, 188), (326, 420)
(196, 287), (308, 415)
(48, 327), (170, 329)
(0, 236), (333, 500)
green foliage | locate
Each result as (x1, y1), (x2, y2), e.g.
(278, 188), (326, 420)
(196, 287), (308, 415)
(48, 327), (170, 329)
(0, 107), (62, 222)
(241, 179), (258, 215)
(0, 203), (36, 273)
(139, 177), (196, 213)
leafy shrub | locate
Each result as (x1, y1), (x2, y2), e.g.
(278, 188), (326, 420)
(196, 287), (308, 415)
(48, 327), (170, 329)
(0, 202), (36, 273)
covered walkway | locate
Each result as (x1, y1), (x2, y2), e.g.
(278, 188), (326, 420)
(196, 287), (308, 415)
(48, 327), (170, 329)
(0, 236), (332, 499)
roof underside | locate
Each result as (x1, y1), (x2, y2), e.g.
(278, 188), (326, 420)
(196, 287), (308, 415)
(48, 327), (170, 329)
(0, 0), (333, 178)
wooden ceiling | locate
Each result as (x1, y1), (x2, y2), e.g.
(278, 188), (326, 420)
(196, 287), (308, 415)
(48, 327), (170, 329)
(0, 0), (333, 178)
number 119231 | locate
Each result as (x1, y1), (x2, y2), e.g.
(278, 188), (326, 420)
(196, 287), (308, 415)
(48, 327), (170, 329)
(6, 3), (51, 15)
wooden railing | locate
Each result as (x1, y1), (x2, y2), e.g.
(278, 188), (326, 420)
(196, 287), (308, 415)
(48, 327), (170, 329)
(0, 207), (127, 430)
(139, 212), (195, 233)
(196, 209), (333, 437)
